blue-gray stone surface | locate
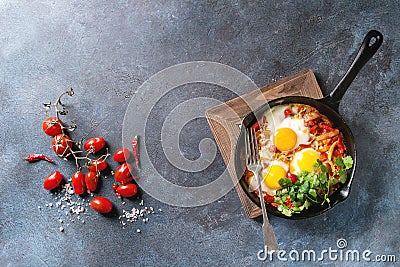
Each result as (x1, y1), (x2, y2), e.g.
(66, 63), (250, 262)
(0, 1), (399, 266)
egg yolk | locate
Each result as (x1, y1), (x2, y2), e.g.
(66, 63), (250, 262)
(264, 165), (286, 190)
(274, 128), (297, 151)
(294, 149), (320, 172)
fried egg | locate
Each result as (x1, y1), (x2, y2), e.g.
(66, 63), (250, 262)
(249, 160), (288, 196)
(273, 117), (310, 151)
(264, 106), (310, 152)
(290, 148), (321, 174)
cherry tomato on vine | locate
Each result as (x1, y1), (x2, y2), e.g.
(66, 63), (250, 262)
(83, 137), (106, 153)
(90, 196), (113, 213)
(116, 183), (138, 198)
(113, 148), (131, 163)
(88, 159), (108, 172)
(71, 171), (86, 195)
(51, 134), (72, 156)
(44, 171), (63, 190)
(114, 163), (133, 184)
(42, 117), (63, 136)
(85, 171), (99, 192)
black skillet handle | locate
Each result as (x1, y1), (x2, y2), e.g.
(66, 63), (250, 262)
(323, 30), (383, 110)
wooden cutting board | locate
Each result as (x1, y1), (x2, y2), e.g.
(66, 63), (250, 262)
(205, 69), (323, 218)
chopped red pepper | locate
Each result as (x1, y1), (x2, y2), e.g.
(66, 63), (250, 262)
(334, 135), (346, 157)
(305, 119), (316, 127)
(319, 122), (334, 133)
(310, 125), (318, 134)
(320, 152), (328, 162)
(264, 194), (275, 204)
(250, 121), (260, 131)
(298, 144), (312, 150)
(25, 154), (55, 164)
(284, 197), (295, 209)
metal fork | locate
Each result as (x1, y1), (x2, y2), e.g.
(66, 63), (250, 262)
(245, 127), (279, 255)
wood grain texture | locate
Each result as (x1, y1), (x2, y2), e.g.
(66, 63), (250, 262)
(206, 69), (323, 218)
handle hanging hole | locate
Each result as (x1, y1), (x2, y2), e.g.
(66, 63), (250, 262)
(369, 37), (377, 47)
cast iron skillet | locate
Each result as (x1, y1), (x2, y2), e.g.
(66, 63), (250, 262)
(234, 30), (383, 219)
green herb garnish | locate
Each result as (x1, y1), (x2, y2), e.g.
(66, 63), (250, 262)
(274, 156), (353, 217)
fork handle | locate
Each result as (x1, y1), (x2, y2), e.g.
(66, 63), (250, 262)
(255, 172), (269, 223)
(255, 172), (279, 253)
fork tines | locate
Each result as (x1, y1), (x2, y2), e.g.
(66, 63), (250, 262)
(245, 127), (260, 165)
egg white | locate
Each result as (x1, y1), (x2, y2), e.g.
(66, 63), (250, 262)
(263, 105), (288, 134)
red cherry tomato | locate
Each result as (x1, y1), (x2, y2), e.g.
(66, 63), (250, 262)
(51, 134), (72, 156)
(114, 162), (133, 184)
(85, 171), (99, 192)
(284, 108), (292, 117)
(88, 159), (108, 172)
(116, 183), (138, 198)
(113, 148), (131, 163)
(42, 117), (63, 136)
(71, 171), (86, 195)
(287, 172), (297, 184)
(83, 137), (106, 153)
(44, 171), (63, 190)
(90, 196), (113, 213)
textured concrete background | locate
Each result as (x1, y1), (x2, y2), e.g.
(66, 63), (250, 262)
(1, 1), (399, 266)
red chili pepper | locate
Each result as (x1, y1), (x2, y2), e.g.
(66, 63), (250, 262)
(25, 154), (55, 164)
(132, 136), (140, 169)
